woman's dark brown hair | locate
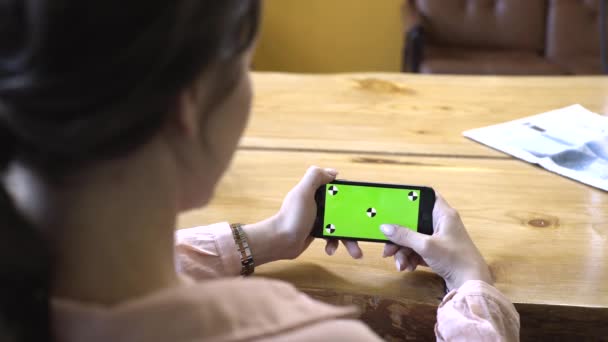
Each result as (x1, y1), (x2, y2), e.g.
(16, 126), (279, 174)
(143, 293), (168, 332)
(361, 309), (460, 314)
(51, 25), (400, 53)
(0, 0), (260, 340)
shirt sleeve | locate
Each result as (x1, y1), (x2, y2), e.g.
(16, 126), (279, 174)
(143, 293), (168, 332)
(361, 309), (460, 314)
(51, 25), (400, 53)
(174, 223), (242, 280)
(435, 280), (520, 342)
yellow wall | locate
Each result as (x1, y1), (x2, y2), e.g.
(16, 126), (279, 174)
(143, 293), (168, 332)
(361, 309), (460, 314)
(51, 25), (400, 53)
(253, 0), (404, 73)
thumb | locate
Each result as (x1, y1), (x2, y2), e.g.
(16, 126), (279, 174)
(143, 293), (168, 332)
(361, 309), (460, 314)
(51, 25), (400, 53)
(380, 224), (429, 254)
(299, 166), (338, 190)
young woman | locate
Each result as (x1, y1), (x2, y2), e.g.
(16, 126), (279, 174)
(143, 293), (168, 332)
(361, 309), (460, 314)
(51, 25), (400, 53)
(0, 1), (519, 341)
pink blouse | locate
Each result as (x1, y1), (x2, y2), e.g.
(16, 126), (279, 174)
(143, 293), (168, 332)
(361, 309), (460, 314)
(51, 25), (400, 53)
(52, 223), (520, 341)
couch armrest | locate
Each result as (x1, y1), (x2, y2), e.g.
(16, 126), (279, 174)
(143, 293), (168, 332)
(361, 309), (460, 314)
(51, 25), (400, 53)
(402, 25), (425, 72)
(402, 0), (422, 32)
(402, 0), (425, 72)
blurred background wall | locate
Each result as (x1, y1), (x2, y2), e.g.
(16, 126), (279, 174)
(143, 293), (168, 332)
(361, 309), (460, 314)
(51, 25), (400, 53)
(253, 0), (606, 75)
(253, 0), (405, 73)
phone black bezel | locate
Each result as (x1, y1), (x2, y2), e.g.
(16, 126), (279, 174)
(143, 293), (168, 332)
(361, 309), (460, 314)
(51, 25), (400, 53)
(312, 179), (435, 243)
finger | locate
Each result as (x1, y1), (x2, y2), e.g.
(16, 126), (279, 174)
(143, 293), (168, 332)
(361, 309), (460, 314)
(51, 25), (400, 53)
(383, 243), (400, 258)
(385, 245), (414, 259)
(324, 168), (338, 178)
(380, 224), (429, 255)
(433, 191), (452, 211)
(406, 252), (420, 272)
(325, 239), (338, 256)
(341, 240), (363, 259)
(411, 253), (428, 268)
(395, 248), (412, 271)
(299, 166), (338, 191)
(432, 192), (456, 232)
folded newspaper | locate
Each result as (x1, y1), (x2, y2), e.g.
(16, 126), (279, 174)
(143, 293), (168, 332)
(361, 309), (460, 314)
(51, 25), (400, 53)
(463, 104), (608, 191)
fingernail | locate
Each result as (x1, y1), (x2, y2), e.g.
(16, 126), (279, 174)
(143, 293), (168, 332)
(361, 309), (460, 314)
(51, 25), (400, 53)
(381, 224), (394, 235)
(325, 168), (338, 176)
(395, 260), (401, 271)
(327, 245), (336, 256)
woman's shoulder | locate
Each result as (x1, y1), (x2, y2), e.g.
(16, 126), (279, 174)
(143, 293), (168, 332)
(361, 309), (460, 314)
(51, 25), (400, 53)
(53, 277), (381, 342)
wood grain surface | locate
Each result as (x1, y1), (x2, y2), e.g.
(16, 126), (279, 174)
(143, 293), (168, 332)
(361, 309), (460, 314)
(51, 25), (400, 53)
(178, 150), (607, 308)
(178, 149), (608, 340)
(246, 73), (608, 158)
(178, 72), (608, 340)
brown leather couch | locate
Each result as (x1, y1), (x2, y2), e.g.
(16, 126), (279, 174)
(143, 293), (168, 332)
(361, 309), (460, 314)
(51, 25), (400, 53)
(403, 0), (607, 75)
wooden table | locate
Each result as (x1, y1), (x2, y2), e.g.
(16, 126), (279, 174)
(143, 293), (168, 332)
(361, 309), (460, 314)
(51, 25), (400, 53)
(178, 73), (608, 341)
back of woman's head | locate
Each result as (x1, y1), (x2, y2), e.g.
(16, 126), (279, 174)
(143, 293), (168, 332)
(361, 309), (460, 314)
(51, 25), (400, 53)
(0, 0), (259, 340)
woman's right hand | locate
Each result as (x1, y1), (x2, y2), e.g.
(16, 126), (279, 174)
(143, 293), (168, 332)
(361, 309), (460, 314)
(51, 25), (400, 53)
(380, 193), (493, 291)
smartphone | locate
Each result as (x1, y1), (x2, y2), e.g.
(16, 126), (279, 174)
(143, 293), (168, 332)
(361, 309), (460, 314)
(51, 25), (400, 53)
(312, 180), (435, 242)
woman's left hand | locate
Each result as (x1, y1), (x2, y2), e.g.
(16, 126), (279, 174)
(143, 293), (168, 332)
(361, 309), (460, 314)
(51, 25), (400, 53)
(243, 166), (362, 265)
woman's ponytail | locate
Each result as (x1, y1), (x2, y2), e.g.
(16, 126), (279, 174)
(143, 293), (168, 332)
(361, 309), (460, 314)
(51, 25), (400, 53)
(0, 118), (51, 342)
(0, 0), (261, 340)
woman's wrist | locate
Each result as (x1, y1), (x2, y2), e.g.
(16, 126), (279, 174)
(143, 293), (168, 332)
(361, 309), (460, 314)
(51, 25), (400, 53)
(241, 216), (281, 266)
(448, 264), (494, 290)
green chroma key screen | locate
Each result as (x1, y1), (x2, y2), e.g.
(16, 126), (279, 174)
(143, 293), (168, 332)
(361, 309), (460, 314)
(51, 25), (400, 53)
(322, 183), (420, 241)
